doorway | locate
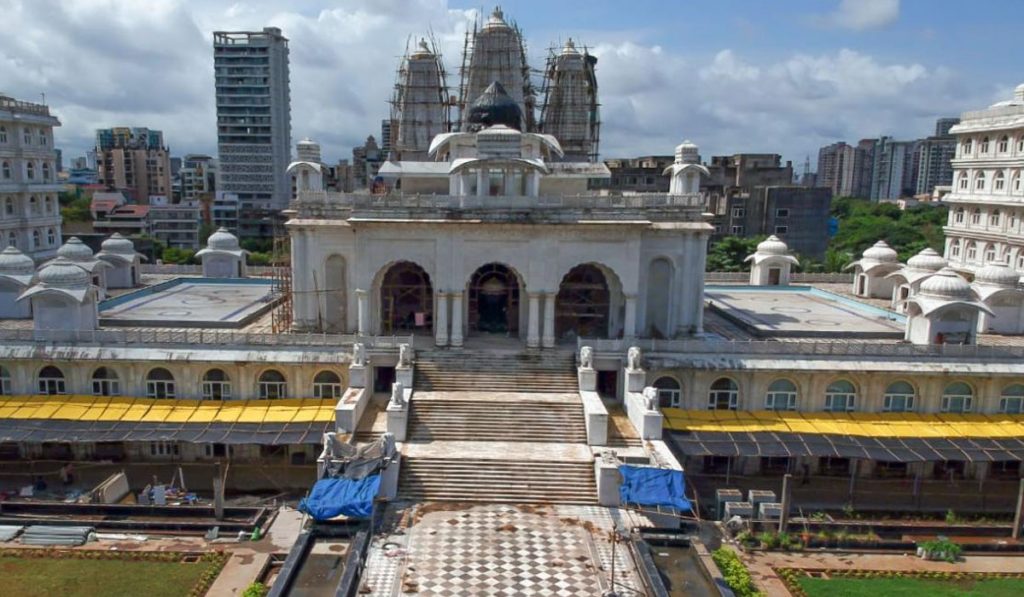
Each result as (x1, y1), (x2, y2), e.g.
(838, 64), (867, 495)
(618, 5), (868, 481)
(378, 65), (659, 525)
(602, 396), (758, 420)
(597, 370), (618, 399)
(379, 261), (433, 334)
(374, 366), (396, 393)
(468, 263), (520, 336)
(768, 267), (781, 286)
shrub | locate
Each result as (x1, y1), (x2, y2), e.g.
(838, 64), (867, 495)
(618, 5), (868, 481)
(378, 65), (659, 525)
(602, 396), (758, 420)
(712, 547), (762, 597)
(242, 582), (268, 597)
(918, 538), (963, 563)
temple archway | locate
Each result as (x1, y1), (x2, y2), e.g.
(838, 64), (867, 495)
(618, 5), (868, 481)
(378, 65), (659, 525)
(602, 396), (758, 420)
(556, 263), (611, 340)
(467, 263), (522, 336)
(379, 261), (433, 334)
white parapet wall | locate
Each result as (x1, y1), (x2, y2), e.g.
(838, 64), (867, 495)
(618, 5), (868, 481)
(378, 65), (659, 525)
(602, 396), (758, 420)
(335, 387), (369, 434)
(624, 390), (663, 440)
(579, 390), (608, 446)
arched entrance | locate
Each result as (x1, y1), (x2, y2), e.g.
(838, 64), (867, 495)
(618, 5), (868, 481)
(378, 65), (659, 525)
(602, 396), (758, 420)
(379, 261), (433, 334)
(468, 263), (520, 336)
(556, 264), (610, 340)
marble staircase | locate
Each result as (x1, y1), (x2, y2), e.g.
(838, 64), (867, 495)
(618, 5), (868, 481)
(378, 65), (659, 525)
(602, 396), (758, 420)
(407, 393), (587, 443)
(399, 455), (596, 504)
(413, 349), (578, 393)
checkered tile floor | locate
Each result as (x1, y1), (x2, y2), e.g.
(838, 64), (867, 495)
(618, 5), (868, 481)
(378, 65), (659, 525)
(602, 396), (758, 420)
(361, 503), (646, 596)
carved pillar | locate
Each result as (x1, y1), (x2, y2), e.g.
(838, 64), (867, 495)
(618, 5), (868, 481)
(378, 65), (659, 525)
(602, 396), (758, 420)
(435, 291), (449, 347)
(356, 289), (369, 336)
(450, 290), (464, 347)
(526, 292), (541, 348)
(624, 294), (638, 339)
(542, 292), (556, 348)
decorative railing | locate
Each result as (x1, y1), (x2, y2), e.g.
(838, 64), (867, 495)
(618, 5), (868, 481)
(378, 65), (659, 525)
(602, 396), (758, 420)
(577, 337), (1024, 360)
(0, 328), (412, 350)
(704, 272), (853, 283)
(139, 264), (279, 277)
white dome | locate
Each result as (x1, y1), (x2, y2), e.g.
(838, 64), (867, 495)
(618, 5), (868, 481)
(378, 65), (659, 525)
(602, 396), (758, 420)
(561, 38), (579, 55)
(0, 246), (35, 275)
(57, 237), (94, 262)
(206, 227), (240, 251)
(973, 263), (1021, 287)
(756, 235), (790, 255)
(100, 233), (136, 255)
(674, 140), (699, 164)
(1016, 82), (1024, 102)
(37, 257), (90, 288)
(906, 248), (946, 272)
(484, 6), (509, 29)
(862, 240), (898, 262)
(919, 267), (974, 299)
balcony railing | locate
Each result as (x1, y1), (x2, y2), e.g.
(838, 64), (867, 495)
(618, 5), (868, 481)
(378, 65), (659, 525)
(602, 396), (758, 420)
(0, 328), (412, 350)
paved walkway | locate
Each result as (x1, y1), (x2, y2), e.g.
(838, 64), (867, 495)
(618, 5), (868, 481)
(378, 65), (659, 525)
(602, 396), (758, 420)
(741, 548), (1024, 596)
(362, 503), (651, 596)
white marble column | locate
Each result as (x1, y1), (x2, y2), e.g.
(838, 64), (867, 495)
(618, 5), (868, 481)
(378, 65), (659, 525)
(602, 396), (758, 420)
(450, 290), (464, 347)
(624, 294), (638, 339)
(526, 292), (541, 348)
(541, 292), (556, 348)
(356, 289), (369, 336)
(435, 292), (449, 347)
(476, 168), (486, 197)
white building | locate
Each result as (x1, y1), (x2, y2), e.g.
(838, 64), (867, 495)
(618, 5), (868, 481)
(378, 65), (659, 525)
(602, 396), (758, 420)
(0, 94), (62, 261)
(944, 83), (1024, 274)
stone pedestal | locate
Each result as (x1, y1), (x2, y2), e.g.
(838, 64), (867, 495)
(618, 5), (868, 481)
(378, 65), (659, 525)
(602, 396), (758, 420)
(396, 366), (413, 389)
(348, 365), (367, 389)
(334, 388), (367, 434)
(386, 403), (408, 442)
(595, 452), (621, 507)
(379, 454), (401, 499)
(625, 369), (646, 393)
(577, 367), (597, 392)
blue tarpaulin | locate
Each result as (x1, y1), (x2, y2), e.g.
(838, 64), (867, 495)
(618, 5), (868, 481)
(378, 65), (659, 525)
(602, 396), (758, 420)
(299, 474), (381, 520)
(619, 465), (692, 512)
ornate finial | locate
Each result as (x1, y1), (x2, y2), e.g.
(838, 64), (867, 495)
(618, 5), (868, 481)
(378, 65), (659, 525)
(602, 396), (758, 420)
(418, 38), (429, 52)
(492, 5), (503, 20)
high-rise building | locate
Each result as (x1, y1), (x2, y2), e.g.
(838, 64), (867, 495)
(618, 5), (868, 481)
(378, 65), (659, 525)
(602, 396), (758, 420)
(178, 154), (217, 203)
(213, 27), (292, 238)
(817, 141), (876, 198)
(380, 119), (393, 158)
(0, 93), (63, 261)
(95, 127), (172, 203)
(869, 137), (920, 200)
(352, 136), (383, 189)
(916, 116), (960, 195)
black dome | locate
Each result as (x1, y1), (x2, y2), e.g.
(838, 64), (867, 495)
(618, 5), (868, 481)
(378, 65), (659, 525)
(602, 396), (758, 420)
(465, 81), (523, 131)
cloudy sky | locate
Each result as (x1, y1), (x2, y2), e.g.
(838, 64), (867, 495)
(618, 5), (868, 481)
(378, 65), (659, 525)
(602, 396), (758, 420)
(3, 0), (1022, 168)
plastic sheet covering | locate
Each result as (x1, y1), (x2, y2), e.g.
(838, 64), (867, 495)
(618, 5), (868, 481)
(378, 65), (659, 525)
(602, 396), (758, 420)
(0, 525), (23, 542)
(299, 474), (381, 520)
(618, 465), (692, 512)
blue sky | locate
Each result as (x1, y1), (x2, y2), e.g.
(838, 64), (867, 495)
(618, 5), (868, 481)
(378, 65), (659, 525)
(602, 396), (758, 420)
(2, 0), (1021, 166)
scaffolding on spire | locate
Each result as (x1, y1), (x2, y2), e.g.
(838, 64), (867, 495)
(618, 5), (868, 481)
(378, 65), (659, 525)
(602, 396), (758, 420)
(388, 34), (451, 161)
(538, 38), (601, 162)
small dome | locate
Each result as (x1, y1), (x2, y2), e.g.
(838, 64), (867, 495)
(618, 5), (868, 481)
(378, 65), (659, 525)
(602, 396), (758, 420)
(973, 263), (1021, 287)
(37, 257), (90, 288)
(906, 247), (946, 272)
(561, 38), (579, 55)
(57, 237), (94, 262)
(483, 6), (509, 30)
(756, 235), (790, 255)
(862, 240), (898, 262)
(206, 227), (240, 251)
(674, 140), (699, 164)
(0, 246), (35, 275)
(100, 233), (136, 255)
(1016, 82), (1024, 102)
(465, 81), (523, 131)
(919, 267), (974, 299)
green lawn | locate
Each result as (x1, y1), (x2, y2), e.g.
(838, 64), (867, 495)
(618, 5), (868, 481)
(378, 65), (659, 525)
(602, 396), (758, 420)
(798, 576), (1024, 597)
(0, 555), (215, 597)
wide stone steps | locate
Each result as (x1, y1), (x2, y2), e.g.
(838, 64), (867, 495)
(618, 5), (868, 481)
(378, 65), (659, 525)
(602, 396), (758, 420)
(413, 351), (578, 393)
(408, 400), (587, 443)
(398, 458), (597, 504)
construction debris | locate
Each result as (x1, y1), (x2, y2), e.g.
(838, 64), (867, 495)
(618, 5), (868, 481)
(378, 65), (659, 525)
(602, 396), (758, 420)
(20, 525), (94, 546)
(0, 525), (24, 542)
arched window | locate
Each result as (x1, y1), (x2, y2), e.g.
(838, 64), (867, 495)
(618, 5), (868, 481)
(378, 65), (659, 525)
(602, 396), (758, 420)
(25, 162), (34, 180)
(146, 368), (176, 399)
(985, 244), (997, 263)
(950, 239), (961, 258)
(91, 367), (121, 396)
(1018, 253), (1024, 271)
(990, 209), (1002, 226)
(6, 232), (15, 248)
(824, 380), (856, 412)
(258, 370), (287, 399)
(1015, 172), (1022, 193)
(22, 128), (31, 145)
(995, 171), (1006, 192)
(707, 378), (738, 410)
(4, 197), (13, 216)
(0, 365), (10, 395)
(765, 379), (797, 411)
(313, 371), (343, 399)
(941, 382), (973, 413)
(975, 172), (986, 190)
(1019, 136), (1024, 153)
(1000, 384), (1024, 414)
(200, 369), (231, 400)
(38, 131), (46, 146)
(2, 161), (11, 179)
(954, 207), (965, 224)
(31, 230), (39, 249)
(38, 365), (66, 395)
(883, 381), (915, 412)
(0, 126), (6, 143)
(966, 241), (978, 261)
(970, 208), (981, 225)
(46, 228), (55, 246)
(653, 377), (681, 409)
(962, 139), (972, 156)
(999, 135), (1010, 153)
(42, 163), (50, 181)
(958, 172), (969, 190)
(981, 136), (990, 154)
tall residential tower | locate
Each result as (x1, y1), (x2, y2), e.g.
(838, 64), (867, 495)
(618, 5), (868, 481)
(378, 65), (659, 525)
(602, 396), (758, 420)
(213, 27), (291, 237)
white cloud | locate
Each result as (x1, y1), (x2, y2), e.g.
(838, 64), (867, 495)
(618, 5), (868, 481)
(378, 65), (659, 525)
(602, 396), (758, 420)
(815, 0), (900, 31)
(0, 0), (988, 167)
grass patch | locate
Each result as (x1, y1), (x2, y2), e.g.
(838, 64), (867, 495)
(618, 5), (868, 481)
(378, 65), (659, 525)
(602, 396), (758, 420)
(797, 576), (1024, 597)
(0, 550), (226, 597)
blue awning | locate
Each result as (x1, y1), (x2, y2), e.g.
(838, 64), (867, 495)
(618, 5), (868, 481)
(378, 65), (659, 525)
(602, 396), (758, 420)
(619, 465), (692, 512)
(299, 474), (381, 520)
